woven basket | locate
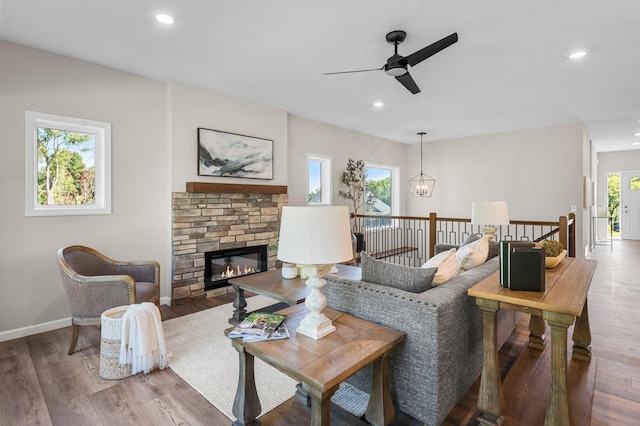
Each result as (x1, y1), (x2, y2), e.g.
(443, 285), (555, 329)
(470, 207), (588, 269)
(99, 306), (132, 380)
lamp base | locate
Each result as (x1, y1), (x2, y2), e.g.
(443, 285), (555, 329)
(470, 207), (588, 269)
(296, 314), (336, 339)
(296, 264), (335, 340)
(481, 226), (498, 239)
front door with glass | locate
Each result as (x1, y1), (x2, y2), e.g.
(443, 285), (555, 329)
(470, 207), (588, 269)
(621, 172), (640, 240)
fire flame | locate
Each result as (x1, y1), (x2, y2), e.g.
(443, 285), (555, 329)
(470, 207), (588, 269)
(221, 264), (255, 279)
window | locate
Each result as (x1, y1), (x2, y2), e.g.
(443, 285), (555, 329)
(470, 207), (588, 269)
(307, 154), (331, 205)
(365, 163), (399, 227)
(631, 177), (640, 191)
(25, 111), (111, 216)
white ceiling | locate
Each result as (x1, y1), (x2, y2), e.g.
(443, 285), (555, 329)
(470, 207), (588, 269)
(2, 0), (640, 152)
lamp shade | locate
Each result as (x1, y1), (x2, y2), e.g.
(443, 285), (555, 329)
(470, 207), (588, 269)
(277, 206), (353, 265)
(471, 201), (510, 226)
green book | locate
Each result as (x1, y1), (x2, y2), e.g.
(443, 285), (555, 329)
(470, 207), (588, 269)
(499, 241), (535, 288)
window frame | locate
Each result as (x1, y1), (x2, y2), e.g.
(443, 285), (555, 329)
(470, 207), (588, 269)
(25, 111), (112, 217)
(307, 153), (332, 206)
(364, 162), (400, 229)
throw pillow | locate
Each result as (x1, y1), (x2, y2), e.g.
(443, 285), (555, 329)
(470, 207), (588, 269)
(422, 248), (458, 285)
(455, 235), (490, 272)
(460, 233), (481, 247)
(361, 252), (436, 293)
(487, 239), (499, 260)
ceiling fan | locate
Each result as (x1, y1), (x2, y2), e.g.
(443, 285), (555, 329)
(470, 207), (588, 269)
(323, 30), (458, 94)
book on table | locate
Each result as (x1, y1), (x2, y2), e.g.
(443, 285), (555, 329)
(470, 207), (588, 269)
(499, 240), (545, 291)
(228, 312), (288, 342)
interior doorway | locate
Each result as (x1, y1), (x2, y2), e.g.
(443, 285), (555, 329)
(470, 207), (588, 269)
(606, 173), (620, 239)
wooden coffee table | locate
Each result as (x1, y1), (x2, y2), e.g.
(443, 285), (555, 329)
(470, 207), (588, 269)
(226, 303), (405, 426)
(227, 264), (353, 325)
(468, 257), (596, 426)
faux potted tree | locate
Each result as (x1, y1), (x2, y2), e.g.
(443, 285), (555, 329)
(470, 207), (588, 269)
(339, 158), (374, 252)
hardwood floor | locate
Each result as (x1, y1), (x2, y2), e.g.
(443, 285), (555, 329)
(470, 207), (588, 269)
(1, 241), (639, 425)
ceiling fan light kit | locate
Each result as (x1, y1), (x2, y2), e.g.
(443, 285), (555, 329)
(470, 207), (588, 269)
(323, 30), (458, 94)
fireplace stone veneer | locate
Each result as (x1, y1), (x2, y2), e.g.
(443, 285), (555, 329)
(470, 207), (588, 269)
(172, 189), (287, 305)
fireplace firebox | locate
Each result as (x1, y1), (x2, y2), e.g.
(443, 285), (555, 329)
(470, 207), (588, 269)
(204, 245), (268, 291)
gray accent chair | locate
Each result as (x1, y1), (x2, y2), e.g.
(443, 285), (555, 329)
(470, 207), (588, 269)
(57, 245), (160, 355)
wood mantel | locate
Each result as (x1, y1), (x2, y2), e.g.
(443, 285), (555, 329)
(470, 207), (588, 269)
(186, 182), (287, 194)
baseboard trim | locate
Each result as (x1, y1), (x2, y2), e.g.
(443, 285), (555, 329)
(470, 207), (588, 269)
(1, 298), (173, 342)
(0, 317), (71, 342)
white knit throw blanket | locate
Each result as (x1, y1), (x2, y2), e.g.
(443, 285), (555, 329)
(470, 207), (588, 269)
(119, 302), (168, 374)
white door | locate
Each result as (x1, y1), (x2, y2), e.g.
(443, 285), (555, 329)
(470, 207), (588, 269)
(621, 172), (640, 240)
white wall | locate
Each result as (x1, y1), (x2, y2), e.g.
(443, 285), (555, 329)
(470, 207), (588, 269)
(405, 123), (586, 253)
(0, 41), (169, 337)
(287, 114), (407, 211)
(169, 81), (288, 191)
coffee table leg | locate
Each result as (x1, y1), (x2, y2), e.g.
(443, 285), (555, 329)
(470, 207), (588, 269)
(231, 341), (261, 426)
(572, 298), (592, 361)
(301, 382), (336, 426)
(476, 298), (505, 426)
(543, 311), (573, 426)
(528, 314), (546, 350)
(365, 353), (395, 426)
(231, 285), (248, 325)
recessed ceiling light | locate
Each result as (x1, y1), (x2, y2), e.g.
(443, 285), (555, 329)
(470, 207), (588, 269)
(567, 49), (589, 60)
(634, 132), (640, 137)
(633, 141), (640, 146)
(373, 101), (384, 108)
(155, 14), (175, 24)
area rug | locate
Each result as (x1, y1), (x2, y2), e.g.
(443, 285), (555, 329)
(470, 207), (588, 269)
(163, 296), (368, 420)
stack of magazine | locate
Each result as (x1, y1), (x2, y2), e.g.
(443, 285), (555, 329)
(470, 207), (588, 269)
(228, 312), (289, 343)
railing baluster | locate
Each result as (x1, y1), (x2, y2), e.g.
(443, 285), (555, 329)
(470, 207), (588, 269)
(351, 212), (573, 266)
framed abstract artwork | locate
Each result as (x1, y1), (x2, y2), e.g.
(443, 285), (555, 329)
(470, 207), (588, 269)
(198, 128), (273, 180)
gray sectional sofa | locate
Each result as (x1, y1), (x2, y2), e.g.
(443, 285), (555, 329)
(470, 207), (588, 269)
(324, 255), (520, 426)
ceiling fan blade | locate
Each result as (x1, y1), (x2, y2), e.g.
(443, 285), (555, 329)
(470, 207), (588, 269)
(406, 33), (458, 67)
(395, 72), (420, 94)
(322, 67), (383, 75)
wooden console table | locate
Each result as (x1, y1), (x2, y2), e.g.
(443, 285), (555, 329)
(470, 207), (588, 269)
(226, 303), (405, 426)
(468, 258), (596, 426)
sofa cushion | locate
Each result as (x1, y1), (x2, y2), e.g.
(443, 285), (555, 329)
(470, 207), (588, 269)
(456, 235), (490, 272)
(361, 252), (436, 293)
(421, 248), (458, 284)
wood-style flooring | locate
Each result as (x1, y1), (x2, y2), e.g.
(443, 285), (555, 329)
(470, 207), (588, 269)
(1, 241), (639, 425)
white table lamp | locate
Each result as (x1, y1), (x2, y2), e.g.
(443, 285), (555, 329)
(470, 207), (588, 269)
(277, 206), (353, 339)
(471, 201), (510, 239)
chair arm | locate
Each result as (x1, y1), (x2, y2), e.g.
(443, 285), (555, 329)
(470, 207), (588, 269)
(59, 272), (136, 318)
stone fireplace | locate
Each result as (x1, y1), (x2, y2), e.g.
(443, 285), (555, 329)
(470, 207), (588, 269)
(172, 183), (287, 305)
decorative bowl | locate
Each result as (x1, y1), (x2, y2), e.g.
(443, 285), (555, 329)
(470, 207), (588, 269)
(545, 249), (567, 268)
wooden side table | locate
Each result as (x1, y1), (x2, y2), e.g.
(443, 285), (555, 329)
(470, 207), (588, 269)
(226, 303), (405, 426)
(468, 258), (596, 426)
(227, 269), (308, 324)
(227, 264), (357, 325)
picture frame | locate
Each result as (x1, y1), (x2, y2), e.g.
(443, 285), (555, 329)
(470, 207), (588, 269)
(198, 128), (273, 180)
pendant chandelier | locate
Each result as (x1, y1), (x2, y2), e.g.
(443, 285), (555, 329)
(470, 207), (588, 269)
(409, 132), (436, 197)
